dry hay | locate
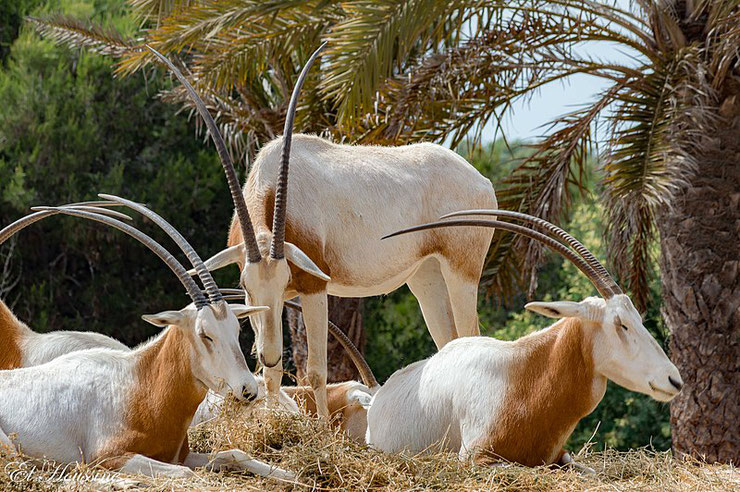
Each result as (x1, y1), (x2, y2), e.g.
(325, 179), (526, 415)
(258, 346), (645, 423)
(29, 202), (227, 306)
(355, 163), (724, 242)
(0, 400), (736, 491)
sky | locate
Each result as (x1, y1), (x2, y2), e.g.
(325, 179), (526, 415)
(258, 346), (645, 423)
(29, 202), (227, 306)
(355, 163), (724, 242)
(479, 1), (640, 143)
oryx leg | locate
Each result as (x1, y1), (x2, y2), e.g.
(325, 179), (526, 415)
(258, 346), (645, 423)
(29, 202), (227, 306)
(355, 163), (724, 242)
(0, 425), (15, 451)
(406, 258), (457, 349)
(440, 260), (481, 337)
(557, 450), (595, 475)
(300, 291), (329, 418)
(184, 449), (295, 480)
(263, 359), (284, 409)
(116, 454), (196, 478)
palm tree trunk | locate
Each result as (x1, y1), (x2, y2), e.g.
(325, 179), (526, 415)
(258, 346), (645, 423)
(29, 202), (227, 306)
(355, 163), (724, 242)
(657, 94), (740, 464)
(286, 296), (365, 383)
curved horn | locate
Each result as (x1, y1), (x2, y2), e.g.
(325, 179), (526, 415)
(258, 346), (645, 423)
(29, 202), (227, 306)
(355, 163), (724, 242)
(441, 209), (622, 296)
(383, 219), (615, 298)
(146, 45), (262, 264)
(270, 42), (327, 259)
(98, 194), (224, 305)
(284, 299), (378, 389)
(0, 201), (132, 245)
(32, 206), (208, 308)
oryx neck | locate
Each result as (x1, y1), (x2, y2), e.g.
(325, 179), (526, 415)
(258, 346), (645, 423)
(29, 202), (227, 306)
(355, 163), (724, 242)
(127, 326), (207, 455)
(477, 318), (605, 466)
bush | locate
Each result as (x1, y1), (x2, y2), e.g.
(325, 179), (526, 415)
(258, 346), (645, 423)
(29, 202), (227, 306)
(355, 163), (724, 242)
(0, 0), (241, 348)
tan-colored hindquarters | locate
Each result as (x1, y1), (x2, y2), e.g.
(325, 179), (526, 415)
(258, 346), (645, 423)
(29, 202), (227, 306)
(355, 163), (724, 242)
(474, 318), (605, 466)
(97, 327), (206, 466)
(0, 299), (24, 370)
(284, 382), (365, 431)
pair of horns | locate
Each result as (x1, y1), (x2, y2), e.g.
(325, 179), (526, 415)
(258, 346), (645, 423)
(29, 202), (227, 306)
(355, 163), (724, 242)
(1, 196), (226, 310)
(384, 209), (622, 299)
(147, 42), (326, 263)
(216, 288), (377, 389)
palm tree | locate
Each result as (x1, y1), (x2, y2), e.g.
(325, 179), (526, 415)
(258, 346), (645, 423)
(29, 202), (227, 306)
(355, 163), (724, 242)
(34, 0), (739, 462)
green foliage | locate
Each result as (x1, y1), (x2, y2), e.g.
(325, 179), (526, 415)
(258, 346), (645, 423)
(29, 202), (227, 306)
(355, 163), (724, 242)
(0, 0), (44, 62)
(0, 1), (241, 347)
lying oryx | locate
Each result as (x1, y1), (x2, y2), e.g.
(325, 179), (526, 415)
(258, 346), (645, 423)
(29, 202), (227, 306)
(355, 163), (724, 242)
(148, 45), (496, 418)
(366, 211), (683, 468)
(0, 204), (293, 480)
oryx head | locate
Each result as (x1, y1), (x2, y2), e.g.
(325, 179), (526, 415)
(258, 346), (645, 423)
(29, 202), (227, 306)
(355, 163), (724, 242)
(142, 300), (267, 401)
(147, 44), (329, 369)
(387, 209), (683, 402)
(24, 200), (265, 402)
(526, 295), (682, 402)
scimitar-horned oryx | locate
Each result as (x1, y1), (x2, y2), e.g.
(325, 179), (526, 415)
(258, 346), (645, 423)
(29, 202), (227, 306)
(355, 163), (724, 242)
(148, 44), (496, 418)
(367, 210), (683, 470)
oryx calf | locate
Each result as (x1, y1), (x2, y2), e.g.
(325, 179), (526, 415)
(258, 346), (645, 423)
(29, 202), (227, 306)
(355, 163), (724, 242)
(148, 45), (496, 418)
(366, 212), (683, 468)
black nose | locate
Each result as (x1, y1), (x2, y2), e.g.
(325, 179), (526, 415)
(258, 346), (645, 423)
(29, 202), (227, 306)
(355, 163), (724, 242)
(669, 376), (683, 391)
(243, 387), (257, 401)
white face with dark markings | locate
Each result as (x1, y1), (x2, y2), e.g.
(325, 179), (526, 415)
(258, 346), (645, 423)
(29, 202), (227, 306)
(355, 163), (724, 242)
(526, 295), (683, 402)
(142, 303), (269, 401)
(240, 257), (291, 369)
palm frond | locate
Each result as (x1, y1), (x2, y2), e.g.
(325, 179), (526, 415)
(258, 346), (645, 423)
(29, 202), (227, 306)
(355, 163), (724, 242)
(129, 0), (199, 25)
(119, 0), (341, 77)
(704, 0), (740, 90)
(322, 0), (482, 126)
(350, 1), (649, 146)
(29, 14), (135, 57)
(483, 82), (624, 298)
(602, 45), (716, 310)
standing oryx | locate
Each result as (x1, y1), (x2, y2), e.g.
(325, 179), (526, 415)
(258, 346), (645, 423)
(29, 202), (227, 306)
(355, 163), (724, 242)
(366, 211), (683, 468)
(0, 201), (293, 479)
(148, 44), (496, 418)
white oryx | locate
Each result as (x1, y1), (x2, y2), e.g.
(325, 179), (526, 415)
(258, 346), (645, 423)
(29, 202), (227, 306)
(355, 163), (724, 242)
(148, 44), (496, 418)
(366, 211), (683, 468)
(0, 203), (293, 480)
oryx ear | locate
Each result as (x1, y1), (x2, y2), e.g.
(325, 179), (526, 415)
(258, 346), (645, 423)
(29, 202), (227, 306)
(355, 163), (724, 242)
(230, 304), (270, 319)
(142, 310), (185, 327)
(525, 301), (584, 319)
(348, 388), (373, 409)
(284, 241), (330, 282)
(187, 243), (245, 275)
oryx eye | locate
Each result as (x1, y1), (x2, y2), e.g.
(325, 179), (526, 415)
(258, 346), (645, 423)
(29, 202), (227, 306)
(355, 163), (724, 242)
(621, 324), (628, 331)
(201, 333), (214, 343)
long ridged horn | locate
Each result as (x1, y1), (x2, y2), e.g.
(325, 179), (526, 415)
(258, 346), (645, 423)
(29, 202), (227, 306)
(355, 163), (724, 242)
(0, 202), (132, 245)
(383, 219), (615, 298)
(99, 194), (224, 306)
(283, 299), (378, 389)
(146, 45), (262, 264)
(270, 42), (327, 260)
(441, 209), (622, 296)
(32, 206), (208, 308)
